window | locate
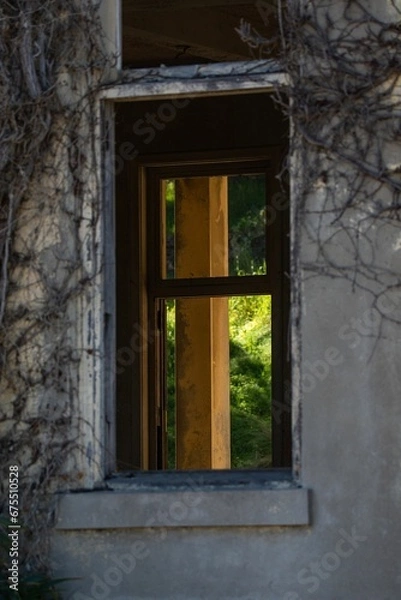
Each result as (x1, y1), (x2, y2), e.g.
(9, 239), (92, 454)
(122, 0), (280, 68)
(115, 93), (290, 472)
(55, 8), (310, 547)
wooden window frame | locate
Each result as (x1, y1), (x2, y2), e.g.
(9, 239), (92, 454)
(116, 148), (291, 471)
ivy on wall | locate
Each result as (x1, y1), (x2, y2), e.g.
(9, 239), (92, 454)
(1, 0), (401, 583)
(0, 0), (109, 575)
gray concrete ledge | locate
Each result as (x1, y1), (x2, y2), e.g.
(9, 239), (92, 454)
(100, 60), (286, 101)
(55, 486), (310, 530)
(119, 59), (282, 82)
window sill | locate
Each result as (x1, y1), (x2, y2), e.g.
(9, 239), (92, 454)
(55, 471), (310, 529)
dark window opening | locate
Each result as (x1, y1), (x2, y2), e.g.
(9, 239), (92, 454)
(122, 0), (280, 68)
(115, 93), (290, 472)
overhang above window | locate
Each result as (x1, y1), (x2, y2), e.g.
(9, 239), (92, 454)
(122, 0), (280, 68)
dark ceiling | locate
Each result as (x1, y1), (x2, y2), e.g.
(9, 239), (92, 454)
(122, 0), (279, 68)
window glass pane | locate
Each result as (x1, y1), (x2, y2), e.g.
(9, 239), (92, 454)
(163, 174), (267, 279)
(165, 295), (272, 470)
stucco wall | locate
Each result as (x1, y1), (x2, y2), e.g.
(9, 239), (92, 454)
(52, 1), (401, 598)
(51, 187), (401, 600)
(2, 0), (400, 598)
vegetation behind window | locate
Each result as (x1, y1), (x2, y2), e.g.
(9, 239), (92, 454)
(164, 176), (272, 469)
(166, 294), (272, 469)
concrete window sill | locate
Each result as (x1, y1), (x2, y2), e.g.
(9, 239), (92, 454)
(55, 471), (310, 530)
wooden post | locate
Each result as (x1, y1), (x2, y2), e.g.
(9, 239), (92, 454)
(175, 177), (230, 469)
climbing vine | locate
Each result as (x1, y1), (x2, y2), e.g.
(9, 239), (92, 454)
(285, 1), (401, 312)
(0, 0), (110, 575)
(239, 0), (401, 316)
(1, 0), (401, 585)
(238, 0), (401, 475)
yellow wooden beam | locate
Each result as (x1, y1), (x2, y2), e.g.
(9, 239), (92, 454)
(175, 177), (230, 469)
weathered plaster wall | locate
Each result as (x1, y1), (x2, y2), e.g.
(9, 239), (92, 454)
(52, 249), (401, 600)
(0, 5), (119, 577)
(0, 37), (107, 489)
(2, 0), (400, 597)
(52, 0), (401, 597)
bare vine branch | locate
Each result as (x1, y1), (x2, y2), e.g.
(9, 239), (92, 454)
(0, 0), (109, 574)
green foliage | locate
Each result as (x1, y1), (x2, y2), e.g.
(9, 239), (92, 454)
(228, 175), (266, 276)
(166, 295), (272, 469)
(164, 177), (272, 469)
(229, 295), (272, 467)
(164, 175), (267, 277)
(164, 180), (175, 237)
(231, 407), (271, 469)
(166, 299), (177, 468)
